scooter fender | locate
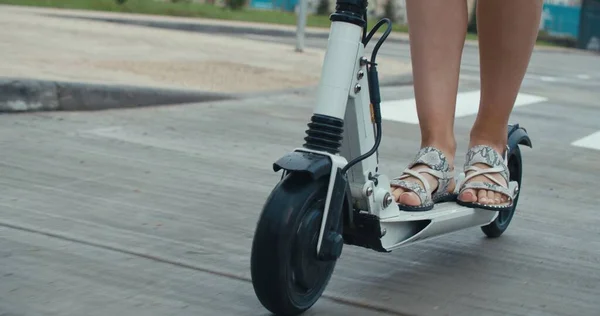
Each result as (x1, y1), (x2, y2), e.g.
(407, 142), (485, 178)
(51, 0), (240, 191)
(507, 124), (532, 153)
(273, 151), (332, 180)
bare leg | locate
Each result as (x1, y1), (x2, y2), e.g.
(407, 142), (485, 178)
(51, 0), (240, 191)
(459, 0), (544, 205)
(391, 0), (468, 205)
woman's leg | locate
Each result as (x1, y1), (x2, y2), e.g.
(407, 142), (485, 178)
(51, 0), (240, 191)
(391, 0), (468, 205)
(458, 0), (544, 205)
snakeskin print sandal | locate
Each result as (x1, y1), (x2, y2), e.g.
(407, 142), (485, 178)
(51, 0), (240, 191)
(456, 145), (518, 211)
(390, 147), (457, 212)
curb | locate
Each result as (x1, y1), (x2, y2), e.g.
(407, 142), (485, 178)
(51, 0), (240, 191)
(48, 13), (412, 45)
(0, 74), (412, 113)
(0, 78), (235, 112)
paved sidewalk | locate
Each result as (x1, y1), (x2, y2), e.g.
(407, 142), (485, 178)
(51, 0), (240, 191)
(0, 82), (598, 316)
(0, 5), (412, 94)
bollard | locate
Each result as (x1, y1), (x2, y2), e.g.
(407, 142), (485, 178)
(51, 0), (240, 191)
(296, 0), (308, 52)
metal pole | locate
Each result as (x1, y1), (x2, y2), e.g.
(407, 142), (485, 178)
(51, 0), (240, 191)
(296, 0), (308, 52)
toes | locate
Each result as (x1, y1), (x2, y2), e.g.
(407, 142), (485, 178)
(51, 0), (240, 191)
(477, 189), (488, 203)
(398, 192), (422, 206)
(494, 192), (502, 204)
(487, 190), (496, 204)
(391, 187), (404, 202)
(458, 188), (477, 202)
(459, 189), (509, 205)
(391, 187), (423, 206)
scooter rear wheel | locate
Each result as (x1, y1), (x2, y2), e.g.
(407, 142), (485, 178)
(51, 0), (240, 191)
(481, 146), (523, 238)
(250, 172), (340, 316)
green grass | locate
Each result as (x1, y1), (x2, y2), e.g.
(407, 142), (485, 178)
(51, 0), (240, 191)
(0, 0), (409, 32)
(0, 0), (561, 47)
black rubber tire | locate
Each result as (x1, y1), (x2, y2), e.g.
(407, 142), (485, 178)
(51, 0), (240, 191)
(481, 146), (523, 238)
(250, 172), (340, 316)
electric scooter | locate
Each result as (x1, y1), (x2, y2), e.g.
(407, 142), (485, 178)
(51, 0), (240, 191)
(250, 0), (532, 315)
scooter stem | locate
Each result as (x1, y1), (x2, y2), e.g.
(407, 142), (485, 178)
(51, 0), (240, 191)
(313, 21), (364, 121)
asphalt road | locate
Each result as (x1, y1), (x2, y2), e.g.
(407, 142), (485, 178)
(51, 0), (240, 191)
(2, 26), (600, 316)
(240, 31), (600, 86)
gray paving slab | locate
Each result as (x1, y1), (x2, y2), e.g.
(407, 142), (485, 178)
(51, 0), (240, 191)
(1, 77), (599, 315)
(0, 227), (388, 316)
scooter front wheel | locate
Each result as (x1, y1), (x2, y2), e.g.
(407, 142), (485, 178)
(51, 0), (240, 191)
(250, 172), (340, 316)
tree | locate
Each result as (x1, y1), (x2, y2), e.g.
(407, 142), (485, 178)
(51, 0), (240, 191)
(467, 0), (477, 33)
(383, 0), (396, 22)
(316, 0), (330, 16)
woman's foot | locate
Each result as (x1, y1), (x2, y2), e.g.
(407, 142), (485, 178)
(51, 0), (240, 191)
(390, 146), (457, 212)
(457, 144), (517, 210)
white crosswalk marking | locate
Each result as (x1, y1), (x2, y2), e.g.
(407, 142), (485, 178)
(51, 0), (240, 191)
(572, 131), (600, 151)
(460, 72), (599, 86)
(381, 90), (548, 124)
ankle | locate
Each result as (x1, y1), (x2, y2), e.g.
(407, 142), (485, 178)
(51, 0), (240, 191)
(469, 137), (508, 158)
(469, 125), (508, 154)
(420, 138), (457, 166)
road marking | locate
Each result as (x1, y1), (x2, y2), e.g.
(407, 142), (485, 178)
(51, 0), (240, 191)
(539, 76), (559, 82)
(572, 131), (600, 151)
(381, 90), (548, 124)
(460, 72), (561, 83)
(461, 72), (598, 86)
(458, 73), (480, 82)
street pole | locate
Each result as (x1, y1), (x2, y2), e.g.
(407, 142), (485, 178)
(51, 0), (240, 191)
(296, 0), (308, 52)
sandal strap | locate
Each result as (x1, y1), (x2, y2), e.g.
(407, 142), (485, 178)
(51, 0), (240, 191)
(397, 168), (433, 193)
(390, 146), (454, 205)
(390, 177), (431, 205)
(408, 146), (452, 173)
(463, 165), (506, 187)
(463, 145), (509, 183)
(459, 145), (515, 200)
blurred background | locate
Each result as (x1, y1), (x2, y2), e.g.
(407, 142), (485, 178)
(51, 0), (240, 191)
(2, 0), (598, 50)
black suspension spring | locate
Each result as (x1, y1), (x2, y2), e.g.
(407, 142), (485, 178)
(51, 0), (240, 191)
(303, 114), (344, 154)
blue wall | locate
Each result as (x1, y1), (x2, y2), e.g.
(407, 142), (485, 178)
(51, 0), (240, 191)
(250, 0), (275, 10)
(578, 0), (600, 50)
(250, 0), (298, 11)
(542, 2), (583, 38)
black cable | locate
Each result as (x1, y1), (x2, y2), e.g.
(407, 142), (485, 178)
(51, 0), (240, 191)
(362, 11), (368, 44)
(364, 18), (392, 63)
(362, 18), (390, 46)
(341, 117), (382, 174)
(341, 18), (392, 175)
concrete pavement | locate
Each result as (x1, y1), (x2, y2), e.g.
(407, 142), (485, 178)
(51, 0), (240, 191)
(0, 5), (412, 111)
(1, 79), (599, 315)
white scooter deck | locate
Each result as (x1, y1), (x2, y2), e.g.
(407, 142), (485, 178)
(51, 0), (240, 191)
(379, 203), (498, 251)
